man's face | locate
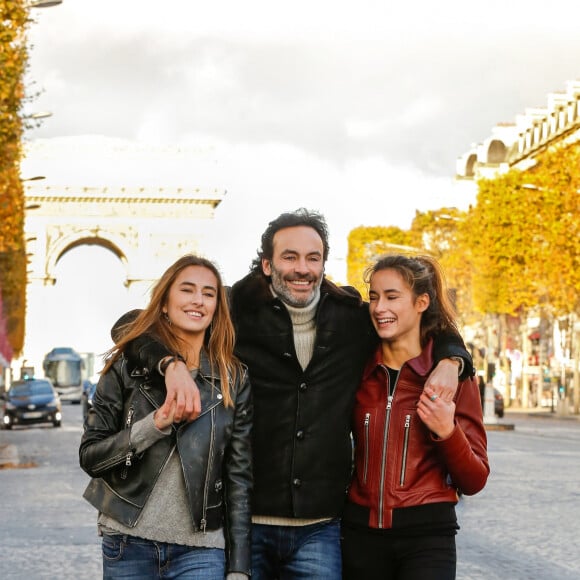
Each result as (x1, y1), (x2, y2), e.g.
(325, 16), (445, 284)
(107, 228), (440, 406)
(262, 226), (325, 307)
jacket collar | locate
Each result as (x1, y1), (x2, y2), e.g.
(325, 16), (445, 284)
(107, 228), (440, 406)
(362, 337), (435, 380)
(197, 350), (222, 382)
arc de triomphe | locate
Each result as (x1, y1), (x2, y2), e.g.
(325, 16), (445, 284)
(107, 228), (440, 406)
(20, 183), (224, 376)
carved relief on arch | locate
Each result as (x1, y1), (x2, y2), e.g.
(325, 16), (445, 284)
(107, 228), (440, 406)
(43, 226), (131, 284)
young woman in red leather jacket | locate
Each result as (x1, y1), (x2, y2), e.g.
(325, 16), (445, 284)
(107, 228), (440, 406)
(341, 255), (489, 580)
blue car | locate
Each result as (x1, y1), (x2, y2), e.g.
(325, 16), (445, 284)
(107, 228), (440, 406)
(82, 380), (97, 422)
(1, 378), (62, 429)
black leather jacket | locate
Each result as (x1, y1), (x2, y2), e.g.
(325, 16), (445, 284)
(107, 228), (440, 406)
(125, 273), (472, 521)
(79, 352), (253, 576)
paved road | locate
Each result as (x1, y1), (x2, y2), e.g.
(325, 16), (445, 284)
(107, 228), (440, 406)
(1, 407), (579, 579)
(0, 404), (100, 579)
(456, 413), (580, 579)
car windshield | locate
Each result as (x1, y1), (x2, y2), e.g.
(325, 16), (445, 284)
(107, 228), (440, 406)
(10, 382), (53, 397)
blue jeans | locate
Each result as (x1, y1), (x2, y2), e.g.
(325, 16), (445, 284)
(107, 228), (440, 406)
(251, 519), (341, 579)
(101, 533), (225, 579)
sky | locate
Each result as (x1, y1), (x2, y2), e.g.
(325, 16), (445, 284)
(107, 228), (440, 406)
(16, 0), (580, 370)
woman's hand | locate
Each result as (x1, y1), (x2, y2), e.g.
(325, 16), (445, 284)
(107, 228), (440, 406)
(417, 386), (455, 439)
(154, 400), (177, 430)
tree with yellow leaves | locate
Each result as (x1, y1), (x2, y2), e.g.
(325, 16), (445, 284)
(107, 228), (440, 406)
(0, 0), (29, 356)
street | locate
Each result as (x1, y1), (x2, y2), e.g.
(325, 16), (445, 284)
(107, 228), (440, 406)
(1, 407), (580, 579)
(456, 412), (580, 579)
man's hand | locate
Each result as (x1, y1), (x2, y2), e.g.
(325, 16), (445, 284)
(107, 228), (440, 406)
(157, 360), (201, 423)
(424, 358), (460, 402)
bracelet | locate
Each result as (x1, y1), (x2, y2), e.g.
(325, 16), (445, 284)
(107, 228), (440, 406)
(158, 355), (185, 376)
(449, 356), (465, 377)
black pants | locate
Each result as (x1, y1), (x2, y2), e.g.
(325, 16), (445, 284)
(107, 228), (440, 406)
(341, 522), (456, 580)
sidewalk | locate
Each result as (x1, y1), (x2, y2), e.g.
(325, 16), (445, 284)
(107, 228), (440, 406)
(505, 405), (580, 421)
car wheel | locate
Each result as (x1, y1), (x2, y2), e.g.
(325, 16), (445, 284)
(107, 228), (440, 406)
(53, 420), (61, 428)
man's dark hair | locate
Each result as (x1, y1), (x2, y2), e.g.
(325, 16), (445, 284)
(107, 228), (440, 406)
(250, 208), (330, 273)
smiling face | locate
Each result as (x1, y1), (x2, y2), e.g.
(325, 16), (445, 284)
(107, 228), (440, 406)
(262, 225), (324, 307)
(162, 265), (218, 341)
(368, 268), (429, 347)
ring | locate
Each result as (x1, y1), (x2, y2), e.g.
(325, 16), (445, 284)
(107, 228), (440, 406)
(430, 394), (438, 402)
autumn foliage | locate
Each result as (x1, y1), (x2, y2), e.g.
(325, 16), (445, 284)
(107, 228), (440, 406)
(0, 0), (29, 356)
(346, 141), (580, 329)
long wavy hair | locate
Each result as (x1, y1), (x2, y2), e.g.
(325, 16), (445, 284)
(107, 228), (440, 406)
(364, 254), (460, 347)
(103, 255), (240, 407)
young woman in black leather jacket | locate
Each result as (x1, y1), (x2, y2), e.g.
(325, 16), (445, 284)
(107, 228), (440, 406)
(79, 255), (253, 580)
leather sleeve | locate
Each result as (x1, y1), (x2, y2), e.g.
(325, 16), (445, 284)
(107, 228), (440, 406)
(434, 376), (490, 496)
(223, 368), (253, 576)
(432, 331), (474, 379)
(79, 362), (133, 478)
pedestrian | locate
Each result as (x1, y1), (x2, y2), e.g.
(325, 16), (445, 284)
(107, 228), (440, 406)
(79, 254), (253, 580)
(341, 254), (490, 580)
(124, 209), (473, 579)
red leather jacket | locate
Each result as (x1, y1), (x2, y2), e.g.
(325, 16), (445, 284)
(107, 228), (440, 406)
(346, 339), (489, 530)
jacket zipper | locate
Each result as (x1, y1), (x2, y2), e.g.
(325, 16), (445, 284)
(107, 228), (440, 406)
(363, 413), (371, 484)
(121, 406), (135, 479)
(200, 406), (216, 533)
(378, 367), (399, 528)
(378, 394), (393, 528)
(399, 414), (411, 486)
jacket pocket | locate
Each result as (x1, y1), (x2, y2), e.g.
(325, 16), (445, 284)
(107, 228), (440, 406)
(399, 413), (412, 486)
(362, 412), (371, 484)
(121, 405), (135, 480)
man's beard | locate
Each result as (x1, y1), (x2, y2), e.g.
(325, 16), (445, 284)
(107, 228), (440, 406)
(270, 265), (322, 308)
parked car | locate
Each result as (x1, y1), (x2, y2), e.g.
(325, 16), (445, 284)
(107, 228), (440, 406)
(81, 380), (97, 422)
(1, 378), (62, 429)
(494, 388), (505, 418)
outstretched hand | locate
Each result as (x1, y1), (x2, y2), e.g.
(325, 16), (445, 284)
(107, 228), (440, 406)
(157, 360), (201, 423)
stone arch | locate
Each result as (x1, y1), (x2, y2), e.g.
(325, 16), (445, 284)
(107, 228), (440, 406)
(487, 139), (507, 163)
(45, 232), (129, 286)
(465, 153), (477, 177)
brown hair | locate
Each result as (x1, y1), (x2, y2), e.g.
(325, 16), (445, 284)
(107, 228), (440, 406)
(103, 255), (240, 407)
(364, 254), (459, 346)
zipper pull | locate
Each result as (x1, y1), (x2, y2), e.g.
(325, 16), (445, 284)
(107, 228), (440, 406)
(386, 395), (393, 410)
(126, 407), (134, 428)
(200, 518), (207, 533)
(125, 451), (133, 467)
(404, 414), (410, 429)
(364, 413), (370, 427)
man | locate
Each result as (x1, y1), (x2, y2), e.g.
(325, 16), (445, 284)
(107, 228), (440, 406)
(125, 209), (472, 579)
